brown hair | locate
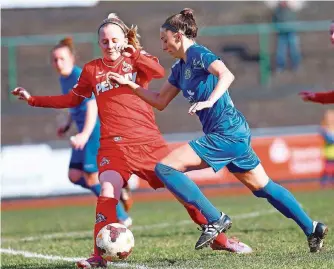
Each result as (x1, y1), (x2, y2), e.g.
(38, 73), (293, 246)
(98, 13), (142, 50)
(161, 8), (198, 39)
(52, 36), (75, 55)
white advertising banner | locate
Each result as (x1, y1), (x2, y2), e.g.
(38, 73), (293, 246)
(0, 0), (99, 9)
(1, 144), (90, 199)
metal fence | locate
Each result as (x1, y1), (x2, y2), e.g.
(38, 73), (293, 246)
(1, 20), (330, 99)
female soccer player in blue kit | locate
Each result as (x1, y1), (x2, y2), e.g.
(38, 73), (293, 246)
(108, 8), (328, 252)
(52, 37), (132, 226)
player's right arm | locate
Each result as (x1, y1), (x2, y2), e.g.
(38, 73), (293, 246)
(107, 72), (180, 111)
(129, 80), (180, 111)
(11, 64), (93, 108)
(107, 62), (180, 111)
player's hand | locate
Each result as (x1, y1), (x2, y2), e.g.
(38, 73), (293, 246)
(11, 87), (31, 102)
(116, 43), (136, 58)
(57, 125), (71, 137)
(298, 91), (316, 102)
(122, 44), (136, 57)
(70, 133), (89, 150)
(188, 101), (213, 115)
(107, 72), (129, 85)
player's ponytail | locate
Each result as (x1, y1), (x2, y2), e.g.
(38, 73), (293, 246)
(161, 8), (198, 39)
(127, 25), (142, 51)
(52, 36), (75, 55)
(180, 8), (195, 20)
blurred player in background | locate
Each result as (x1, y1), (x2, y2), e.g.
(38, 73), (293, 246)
(299, 20), (334, 103)
(299, 20), (334, 185)
(319, 110), (334, 187)
(13, 13), (251, 268)
(51, 37), (132, 227)
(109, 8), (327, 252)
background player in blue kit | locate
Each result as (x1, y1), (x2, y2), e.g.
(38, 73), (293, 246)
(52, 37), (132, 227)
(108, 9), (328, 252)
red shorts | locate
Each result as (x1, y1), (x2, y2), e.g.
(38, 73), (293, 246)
(97, 138), (170, 189)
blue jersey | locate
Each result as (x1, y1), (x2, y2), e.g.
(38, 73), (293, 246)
(168, 44), (249, 138)
(59, 65), (100, 132)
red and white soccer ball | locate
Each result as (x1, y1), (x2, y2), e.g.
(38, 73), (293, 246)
(96, 223), (134, 261)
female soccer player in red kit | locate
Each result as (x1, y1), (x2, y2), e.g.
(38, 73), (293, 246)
(299, 20), (334, 103)
(12, 13), (251, 268)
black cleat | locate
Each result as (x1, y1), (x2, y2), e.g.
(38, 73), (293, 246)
(195, 214), (232, 250)
(307, 221), (328, 253)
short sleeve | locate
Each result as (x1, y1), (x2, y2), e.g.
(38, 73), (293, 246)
(201, 51), (220, 71)
(192, 46), (220, 72)
(72, 64), (93, 98)
(167, 60), (180, 89)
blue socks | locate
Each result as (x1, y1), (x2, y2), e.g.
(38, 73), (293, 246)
(73, 177), (90, 189)
(73, 177), (101, 197)
(89, 184), (101, 196)
(116, 202), (130, 222)
(253, 180), (314, 236)
(155, 163), (221, 223)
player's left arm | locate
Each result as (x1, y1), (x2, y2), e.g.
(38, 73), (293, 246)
(131, 50), (165, 79)
(206, 61), (235, 105)
(189, 60), (235, 115)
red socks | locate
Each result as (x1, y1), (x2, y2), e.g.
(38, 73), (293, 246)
(183, 203), (228, 246)
(94, 196), (118, 255)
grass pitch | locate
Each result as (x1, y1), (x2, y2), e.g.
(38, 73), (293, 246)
(1, 189), (334, 269)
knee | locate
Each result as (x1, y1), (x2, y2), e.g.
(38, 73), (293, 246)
(158, 156), (187, 172)
(253, 189), (267, 198)
(68, 170), (83, 183)
(252, 179), (275, 198)
(155, 163), (182, 180)
(155, 162), (171, 175)
(84, 172), (99, 186)
(99, 170), (124, 199)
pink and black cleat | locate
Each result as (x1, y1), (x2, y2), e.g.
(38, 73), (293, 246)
(211, 237), (253, 254)
(76, 254), (107, 268)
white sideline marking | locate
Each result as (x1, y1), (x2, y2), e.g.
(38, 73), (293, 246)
(1, 210), (276, 268)
(2, 209), (276, 243)
(0, 248), (83, 262)
(0, 248), (150, 269)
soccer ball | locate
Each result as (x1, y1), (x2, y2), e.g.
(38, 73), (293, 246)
(96, 223), (134, 261)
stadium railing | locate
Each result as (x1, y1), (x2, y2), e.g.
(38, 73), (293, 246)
(2, 20), (330, 99)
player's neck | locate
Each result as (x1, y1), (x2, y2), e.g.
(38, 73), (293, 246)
(103, 55), (123, 64)
(181, 39), (195, 62)
(60, 66), (74, 78)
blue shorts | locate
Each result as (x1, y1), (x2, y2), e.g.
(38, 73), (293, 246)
(189, 132), (260, 173)
(69, 132), (99, 174)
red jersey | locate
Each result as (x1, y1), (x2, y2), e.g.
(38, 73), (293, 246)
(29, 51), (165, 147)
(310, 91), (334, 104)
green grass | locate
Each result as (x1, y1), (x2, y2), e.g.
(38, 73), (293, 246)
(2, 189), (334, 269)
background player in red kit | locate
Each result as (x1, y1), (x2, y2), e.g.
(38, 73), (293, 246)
(12, 13), (252, 268)
(299, 20), (334, 103)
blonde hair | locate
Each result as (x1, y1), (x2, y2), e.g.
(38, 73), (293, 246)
(98, 13), (142, 50)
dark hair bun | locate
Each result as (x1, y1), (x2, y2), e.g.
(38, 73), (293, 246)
(180, 8), (194, 19)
